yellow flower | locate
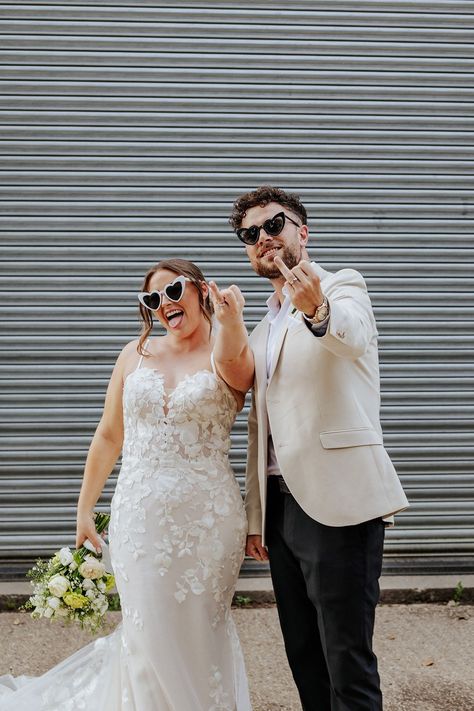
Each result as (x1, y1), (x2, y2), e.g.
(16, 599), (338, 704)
(105, 574), (115, 592)
(63, 592), (89, 609)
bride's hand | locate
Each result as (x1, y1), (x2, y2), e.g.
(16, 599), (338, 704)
(76, 510), (104, 553)
(208, 281), (245, 326)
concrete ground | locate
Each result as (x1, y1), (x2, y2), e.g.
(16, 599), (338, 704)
(1, 603), (473, 710)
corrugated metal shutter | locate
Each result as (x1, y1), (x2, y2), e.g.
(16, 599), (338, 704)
(0, 1), (473, 577)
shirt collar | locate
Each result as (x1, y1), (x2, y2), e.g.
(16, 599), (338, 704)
(266, 286), (291, 322)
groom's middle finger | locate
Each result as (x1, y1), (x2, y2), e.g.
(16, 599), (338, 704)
(274, 255), (294, 282)
(291, 264), (311, 286)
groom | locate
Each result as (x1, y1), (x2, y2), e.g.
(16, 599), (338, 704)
(230, 186), (408, 711)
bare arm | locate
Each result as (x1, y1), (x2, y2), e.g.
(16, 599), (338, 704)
(76, 341), (136, 550)
(208, 281), (254, 395)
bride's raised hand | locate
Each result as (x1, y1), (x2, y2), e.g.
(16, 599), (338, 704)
(208, 281), (253, 395)
(208, 281), (245, 326)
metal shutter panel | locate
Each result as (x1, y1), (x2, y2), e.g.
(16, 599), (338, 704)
(0, 1), (473, 577)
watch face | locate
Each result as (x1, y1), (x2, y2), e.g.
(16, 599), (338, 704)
(316, 304), (329, 321)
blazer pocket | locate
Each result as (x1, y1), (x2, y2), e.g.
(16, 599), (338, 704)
(320, 427), (383, 449)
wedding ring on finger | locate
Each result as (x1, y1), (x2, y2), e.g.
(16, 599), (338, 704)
(288, 276), (298, 285)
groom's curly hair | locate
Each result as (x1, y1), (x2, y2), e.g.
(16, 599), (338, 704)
(229, 185), (308, 230)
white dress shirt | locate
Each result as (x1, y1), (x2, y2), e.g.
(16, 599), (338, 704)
(265, 291), (292, 476)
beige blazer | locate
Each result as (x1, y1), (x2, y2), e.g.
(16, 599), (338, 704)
(245, 263), (409, 542)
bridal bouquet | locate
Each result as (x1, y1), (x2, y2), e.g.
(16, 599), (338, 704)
(24, 512), (115, 633)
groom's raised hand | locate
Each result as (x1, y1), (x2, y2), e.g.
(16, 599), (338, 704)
(246, 535), (269, 562)
(274, 255), (325, 318)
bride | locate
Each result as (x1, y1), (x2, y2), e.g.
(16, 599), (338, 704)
(0, 258), (254, 710)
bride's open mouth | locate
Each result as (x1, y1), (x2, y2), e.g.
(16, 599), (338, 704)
(165, 308), (184, 329)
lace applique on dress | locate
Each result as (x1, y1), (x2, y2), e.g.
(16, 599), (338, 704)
(0, 361), (252, 710)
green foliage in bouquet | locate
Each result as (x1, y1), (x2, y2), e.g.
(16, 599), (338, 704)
(24, 512), (115, 633)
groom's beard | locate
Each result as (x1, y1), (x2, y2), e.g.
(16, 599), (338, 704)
(254, 244), (301, 279)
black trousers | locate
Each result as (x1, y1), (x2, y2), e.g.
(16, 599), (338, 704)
(266, 476), (385, 711)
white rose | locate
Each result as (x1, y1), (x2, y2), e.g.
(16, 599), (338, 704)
(82, 578), (95, 590)
(96, 599), (108, 615)
(79, 555), (106, 580)
(48, 574), (69, 597)
(92, 594), (107, 613)
(96, 580), (106, 593)
(85, 590), (96, 600)
(58, 547), (73, 566)
(47, 596), (61, 610)
(43, 607), (54, 618)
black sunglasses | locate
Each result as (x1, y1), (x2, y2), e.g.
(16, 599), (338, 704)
(236, 211), (301, 245)
(138, 275), (191, 311)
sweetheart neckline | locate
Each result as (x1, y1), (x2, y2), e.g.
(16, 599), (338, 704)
(125, 367), (214, 394)
(124, 367), (238, 412)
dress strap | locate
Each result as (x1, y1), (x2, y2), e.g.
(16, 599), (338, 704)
(210, 351), (217, 375)
(135, 337), (151, 371)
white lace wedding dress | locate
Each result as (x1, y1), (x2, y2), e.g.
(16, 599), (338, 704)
(0, 350), (252, 710)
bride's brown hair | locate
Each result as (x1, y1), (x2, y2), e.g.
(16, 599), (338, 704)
(137, 259), (214, 355)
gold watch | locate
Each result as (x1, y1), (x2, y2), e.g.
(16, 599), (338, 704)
(304, 296), (329, 324)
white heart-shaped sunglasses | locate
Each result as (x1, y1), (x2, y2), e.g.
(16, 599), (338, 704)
(138, 275), (191, 311)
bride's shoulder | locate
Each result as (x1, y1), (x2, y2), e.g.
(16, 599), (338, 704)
(122, 338), (141, 353)
(119, 338), (141, 360)
(118, 337), (165, 370)
(114, 339), (142, 372)
(113, 339), (148, 384)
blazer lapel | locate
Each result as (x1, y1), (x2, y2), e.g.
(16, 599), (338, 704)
(268, 317), (290, 384)
(252, 317), (269, 393)
(267, 264), (330, 383)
